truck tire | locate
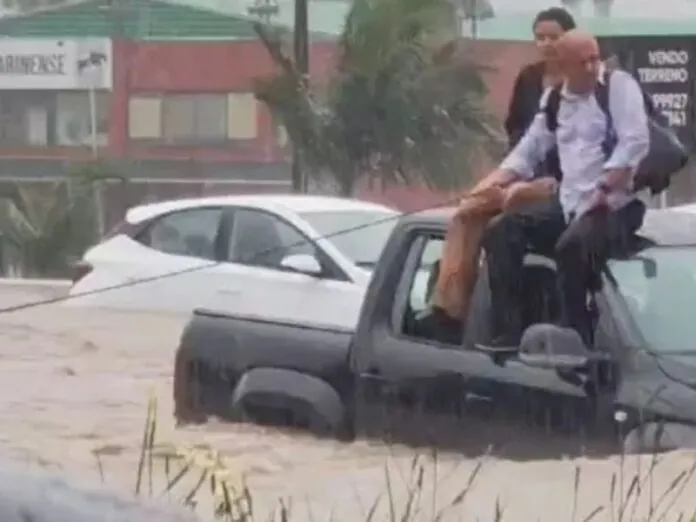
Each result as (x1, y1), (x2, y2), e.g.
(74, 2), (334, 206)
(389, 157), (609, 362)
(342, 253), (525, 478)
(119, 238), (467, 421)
(230, 368), (348, 439)
(623, 422), (696, 454)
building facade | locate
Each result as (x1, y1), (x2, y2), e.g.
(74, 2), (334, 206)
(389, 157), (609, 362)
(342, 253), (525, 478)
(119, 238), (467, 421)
(109, 37), (335, 182)
(0, 0), (545, 218)
(0, 0), (336, 188)
(0, 38), (111, 153)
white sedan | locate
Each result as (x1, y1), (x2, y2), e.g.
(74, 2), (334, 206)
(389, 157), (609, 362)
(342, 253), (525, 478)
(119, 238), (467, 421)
(65, 195), (401, 329)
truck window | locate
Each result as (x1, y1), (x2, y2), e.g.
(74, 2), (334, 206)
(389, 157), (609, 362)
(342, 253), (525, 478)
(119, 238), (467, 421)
(392, 232), (462, 345)
(409, 238), (443, 313)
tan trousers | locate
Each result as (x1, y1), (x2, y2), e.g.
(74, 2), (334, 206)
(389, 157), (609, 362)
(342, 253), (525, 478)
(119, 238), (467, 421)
(432, 178), (553, 321)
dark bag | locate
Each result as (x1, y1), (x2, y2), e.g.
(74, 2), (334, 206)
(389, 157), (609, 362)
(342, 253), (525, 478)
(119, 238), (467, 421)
(544, 67), (689, 195)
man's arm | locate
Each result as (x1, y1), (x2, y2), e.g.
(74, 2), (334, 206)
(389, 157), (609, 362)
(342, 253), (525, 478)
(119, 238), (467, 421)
(601, 70), (651, 191)
(472, 90), (555, 194)
(497, 110), (556, 182)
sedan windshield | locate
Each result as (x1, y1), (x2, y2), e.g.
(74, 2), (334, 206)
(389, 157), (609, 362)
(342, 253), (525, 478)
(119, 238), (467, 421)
(609, 246), (696, 354)
(300, 210), (399, 268)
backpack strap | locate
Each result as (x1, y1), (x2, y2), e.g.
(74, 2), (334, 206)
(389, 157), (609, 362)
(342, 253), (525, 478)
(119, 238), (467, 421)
(543, 85), (563, 132)
(594, 69), (615, 157)
(596, 65), (657, 157)
(543, 76), (614, 156)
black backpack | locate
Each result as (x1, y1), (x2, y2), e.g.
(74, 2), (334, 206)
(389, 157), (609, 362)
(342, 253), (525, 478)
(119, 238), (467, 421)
(543, 68), (689, 195)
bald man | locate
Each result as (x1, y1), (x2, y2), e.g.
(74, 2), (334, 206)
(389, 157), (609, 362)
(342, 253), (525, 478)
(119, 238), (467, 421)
(479, 29), (650, 349)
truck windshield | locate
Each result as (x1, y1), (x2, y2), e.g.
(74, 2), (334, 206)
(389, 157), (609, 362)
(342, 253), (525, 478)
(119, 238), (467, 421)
(609, 246), (696, 354)
(300, 210), (399, 268)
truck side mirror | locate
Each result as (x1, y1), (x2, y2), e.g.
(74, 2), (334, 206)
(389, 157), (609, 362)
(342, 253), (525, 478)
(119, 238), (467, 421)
(518, 323), (591, 370)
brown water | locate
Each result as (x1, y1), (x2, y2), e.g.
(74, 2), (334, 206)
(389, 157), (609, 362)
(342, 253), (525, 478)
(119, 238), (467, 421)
(1, 286), (696, 521)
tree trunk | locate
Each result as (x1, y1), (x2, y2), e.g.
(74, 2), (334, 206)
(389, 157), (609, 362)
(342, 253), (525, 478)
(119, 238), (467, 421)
(338, 171), (357, 197)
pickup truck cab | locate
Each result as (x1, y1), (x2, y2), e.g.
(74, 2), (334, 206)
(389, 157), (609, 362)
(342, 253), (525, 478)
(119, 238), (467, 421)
(173, 207), (696, 453)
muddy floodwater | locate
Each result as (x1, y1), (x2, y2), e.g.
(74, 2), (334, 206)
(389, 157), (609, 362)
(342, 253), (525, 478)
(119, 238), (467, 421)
(1, 285), (696, 521)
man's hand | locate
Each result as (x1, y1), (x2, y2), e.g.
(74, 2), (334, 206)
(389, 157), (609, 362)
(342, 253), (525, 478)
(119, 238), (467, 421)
(588, 188), (608, 210)
(471, 169), (518, 194)
(603, 168), (633, 192)
(458, 184), (505, 216)
(535, 177), (559, 196)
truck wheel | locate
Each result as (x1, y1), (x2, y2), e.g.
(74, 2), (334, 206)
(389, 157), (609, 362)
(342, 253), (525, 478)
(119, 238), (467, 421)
(231, 396), (344, 439)
(623, 422), (696, 454)
(229, 368), (348, 439)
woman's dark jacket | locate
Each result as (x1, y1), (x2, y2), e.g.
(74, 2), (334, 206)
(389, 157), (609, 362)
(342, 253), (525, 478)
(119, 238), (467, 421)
(504, 61), (562, 181)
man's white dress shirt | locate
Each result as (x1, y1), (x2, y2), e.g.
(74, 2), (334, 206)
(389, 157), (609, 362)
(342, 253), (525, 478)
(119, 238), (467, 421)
(500, 68), (651, 220)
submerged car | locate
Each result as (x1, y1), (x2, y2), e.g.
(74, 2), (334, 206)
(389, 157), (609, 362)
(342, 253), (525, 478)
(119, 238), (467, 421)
(174, 207), (696, 453)
(65, 195), (400, 328)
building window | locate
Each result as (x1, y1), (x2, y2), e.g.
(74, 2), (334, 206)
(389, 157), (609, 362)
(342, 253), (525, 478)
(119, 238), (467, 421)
(128, 96), (162, 139)
(55, 91), (109, 147)
(227, 93), (257, 140)
(0, 93), (43, 146)
(128, 92), (258, 144)
(0, 90), (109, 147)
(163, 94), (227, 144)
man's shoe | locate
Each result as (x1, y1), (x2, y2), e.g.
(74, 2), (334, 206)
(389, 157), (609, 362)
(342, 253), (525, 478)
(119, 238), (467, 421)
(431, 307), (464, 344)
(413, 307), (462, 344)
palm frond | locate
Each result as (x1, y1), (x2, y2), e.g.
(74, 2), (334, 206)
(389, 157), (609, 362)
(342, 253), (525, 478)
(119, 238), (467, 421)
(252, 0), (502, 195)
(0, 169), (108, 277)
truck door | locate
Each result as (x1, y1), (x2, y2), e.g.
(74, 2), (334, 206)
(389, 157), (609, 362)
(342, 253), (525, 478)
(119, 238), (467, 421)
(356, 226), (620, 442)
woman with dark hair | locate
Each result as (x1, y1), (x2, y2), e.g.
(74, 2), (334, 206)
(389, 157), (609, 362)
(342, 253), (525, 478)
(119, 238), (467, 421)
(425, 8), (577, 337)
(505, 7), (577, 178)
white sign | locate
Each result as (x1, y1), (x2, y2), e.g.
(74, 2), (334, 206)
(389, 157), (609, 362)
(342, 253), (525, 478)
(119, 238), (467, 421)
(0, 39), (112, 90)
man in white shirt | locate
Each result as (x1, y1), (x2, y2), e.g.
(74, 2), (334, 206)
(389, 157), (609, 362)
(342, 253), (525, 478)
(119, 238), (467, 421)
(478, 29), (650, 349)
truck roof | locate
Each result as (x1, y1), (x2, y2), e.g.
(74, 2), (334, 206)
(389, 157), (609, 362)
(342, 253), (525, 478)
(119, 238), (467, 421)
(402, 206), (696, 247)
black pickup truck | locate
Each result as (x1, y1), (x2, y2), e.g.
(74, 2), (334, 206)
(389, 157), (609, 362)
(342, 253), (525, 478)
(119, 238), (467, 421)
(173, 207), (696, 453)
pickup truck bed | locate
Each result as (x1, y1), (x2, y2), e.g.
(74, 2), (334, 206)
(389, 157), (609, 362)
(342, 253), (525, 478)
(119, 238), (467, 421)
(174, 308), (353, 429)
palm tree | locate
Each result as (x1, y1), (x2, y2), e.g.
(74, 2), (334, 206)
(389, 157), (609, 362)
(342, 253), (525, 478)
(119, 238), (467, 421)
(253, 0), (503, 196)
(0, 164), (126, 278)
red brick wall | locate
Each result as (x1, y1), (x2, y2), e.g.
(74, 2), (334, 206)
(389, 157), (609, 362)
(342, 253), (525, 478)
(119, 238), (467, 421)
(107, 38), (535, 211)
(0, 37), (537, 217)
(108, 38), (337, 162)
(108, 38), (534, 170)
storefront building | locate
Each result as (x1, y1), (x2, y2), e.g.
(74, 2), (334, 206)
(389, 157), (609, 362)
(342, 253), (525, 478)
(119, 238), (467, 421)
(0, 0), (548, 212)
(0, 0), (336, 187)
(0, 38), (111, 152)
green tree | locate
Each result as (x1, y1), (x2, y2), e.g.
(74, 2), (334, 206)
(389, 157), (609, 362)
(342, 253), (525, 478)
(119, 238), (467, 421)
(254, 0), (503, 196)
(0, 163), (126, 278)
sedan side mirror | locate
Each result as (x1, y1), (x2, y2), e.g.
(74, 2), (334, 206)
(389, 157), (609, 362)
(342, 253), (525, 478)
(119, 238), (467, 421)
(280, 254), (322, 276)
(518, 323), (591, 370)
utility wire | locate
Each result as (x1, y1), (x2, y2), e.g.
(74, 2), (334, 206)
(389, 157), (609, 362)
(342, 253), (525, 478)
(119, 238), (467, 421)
(0, 194), (467, 314)
(2, 191), (690, 395)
